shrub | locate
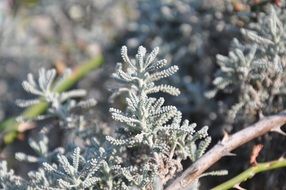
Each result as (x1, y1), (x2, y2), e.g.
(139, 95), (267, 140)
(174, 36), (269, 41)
(0, 46), (213, 189)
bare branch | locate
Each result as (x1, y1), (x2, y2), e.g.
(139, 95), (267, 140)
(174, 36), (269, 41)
(165, 113), (286, 190)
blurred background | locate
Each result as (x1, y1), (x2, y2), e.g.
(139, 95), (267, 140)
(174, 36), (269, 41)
(0, 0), (285, 189)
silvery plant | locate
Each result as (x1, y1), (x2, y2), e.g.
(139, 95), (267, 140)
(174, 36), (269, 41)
(207, 5), (286, 124)
(124, 0), (232, 118)
(0, 46), (218, 190)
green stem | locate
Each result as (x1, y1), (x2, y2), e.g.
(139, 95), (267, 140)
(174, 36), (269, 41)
(211, 158), (286, 190)
(0, 55), (103, 144)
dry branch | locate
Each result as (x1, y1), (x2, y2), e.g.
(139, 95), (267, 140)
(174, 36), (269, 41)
(165, 113), (286, 190)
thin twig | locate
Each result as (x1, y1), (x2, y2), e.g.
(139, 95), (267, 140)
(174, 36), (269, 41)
(211, 157), (286, 190)
(165, 113), (286, 190)
(0, 55), (103, 145)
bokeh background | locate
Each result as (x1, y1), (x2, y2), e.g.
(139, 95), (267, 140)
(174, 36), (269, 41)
(0, 0), (285, 189)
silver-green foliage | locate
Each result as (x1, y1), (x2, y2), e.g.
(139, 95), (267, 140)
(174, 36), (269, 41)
(0, 161), (27, 190)
(15, 128), (64, 163)
(0, 46), (212, 190)
(207, 5), (286, 122)
(16, 68), (96, 128)
(108, 46), (211, 187)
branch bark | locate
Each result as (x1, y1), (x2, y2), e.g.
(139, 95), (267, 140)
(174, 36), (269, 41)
(165, 113), (286, 190)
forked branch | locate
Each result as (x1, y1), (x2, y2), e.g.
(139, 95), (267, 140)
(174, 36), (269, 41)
(166, 113), (286, 190)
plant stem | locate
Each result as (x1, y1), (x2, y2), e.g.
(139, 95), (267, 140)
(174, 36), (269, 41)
(0, 55), (103, 144)
(165, 113), (286, 190)
(211, 158), (286, 190)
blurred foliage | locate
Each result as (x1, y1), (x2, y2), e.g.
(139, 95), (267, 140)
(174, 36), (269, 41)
(0, 0), (285, 189)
